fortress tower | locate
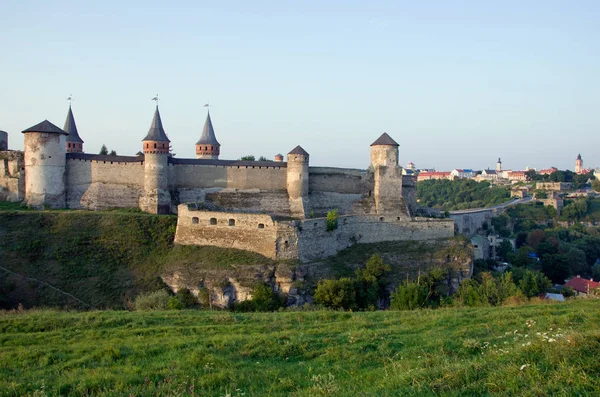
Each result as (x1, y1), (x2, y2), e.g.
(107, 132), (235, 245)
(576, 154), (583, 173)
(140, 106), (171, 214)
(21, 120), (68, 208)
(195, 111), (220, 159)
(0, 130), (7, 150)
(63, 105), (84, 153)
(370, 133), (404, 214)
(496, 157), (502, 172)
(287, 145), (309, 218)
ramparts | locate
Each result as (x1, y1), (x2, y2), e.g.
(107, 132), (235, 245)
(175, 204), (454, 262)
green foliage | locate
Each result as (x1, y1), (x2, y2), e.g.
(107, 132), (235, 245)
(517, 270), (552, 298)
(239, 155), (256, 161)
(354, 254), (391, 309)
(314, 277), (356, 310)
(496, 240), (513, 261)
(390, 282), (428, 310)
(326, 209), (339, 231)
(197, 286), (211, 308)
(562, 286), (575, 298)
(491, 215), (511, 237)
(133, 290), (170, 311)
(561, 199), (589, 221)
(257, 156), (268, 161)
(457, 279), (485, 306)
(592, 179), (600, 192)
(234, 283), (285, 312)
(417, 179), (510, 211)
(99, 144), (108, 155)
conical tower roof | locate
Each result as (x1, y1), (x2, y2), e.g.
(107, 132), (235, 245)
(64, 105), (84, 143)
(288, 145), (309, 156)
(577, 153), (582, 160)
(142, 106), (170, 142)
(22, 120), (67, 135)
(370, 133), (399, 147)
(196, 111), (220, 146)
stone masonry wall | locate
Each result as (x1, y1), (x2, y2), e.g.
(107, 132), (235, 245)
(175, 205), (454, 262)
(66, 158), (144, 209)
(0, 150), (25, 202)
(170, 163), (287, 190)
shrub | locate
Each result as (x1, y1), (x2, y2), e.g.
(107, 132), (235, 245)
(390, 282), (428, 310)
(234, 283), (285, 312)
(314, 278), (356, 310)
(133, 290), (170, 311)
(326, 209), (339, 231)
(197, 286), (210, 308)
(175, 288), (198, 308)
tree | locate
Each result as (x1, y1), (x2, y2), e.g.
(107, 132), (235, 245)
(498, 271), (518, 302)
(457, 279), (485, 306)
(542, 254), (570, 284)
(99, 144), (108, 155)
(108, 150), (117, 156)
(355, 254), (391, 309)
(258, 156), (268, 161)
(239, 155), (255, 161)
(527, 230), (547, 250)
(326, 209), (339, 231)
(496, 240), (514, 262)
(480, 272), (500, 306)
(314, 278), (356, 310)
(390, 282), (428, 310)
(592, 179), (600, 193)
(168, 144), (176, 157)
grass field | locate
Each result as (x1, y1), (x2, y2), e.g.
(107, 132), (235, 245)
(1, 300), (599, 396)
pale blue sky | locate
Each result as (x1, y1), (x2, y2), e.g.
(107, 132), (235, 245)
(1, 1), (598, 171)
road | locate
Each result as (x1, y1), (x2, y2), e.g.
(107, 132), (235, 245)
(449, 196), (533, 215)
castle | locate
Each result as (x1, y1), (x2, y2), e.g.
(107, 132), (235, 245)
(0, 105), (453, 261)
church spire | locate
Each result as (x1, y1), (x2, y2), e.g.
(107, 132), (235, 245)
(64, 104), (84, 153)
(195, 111), (221, 159)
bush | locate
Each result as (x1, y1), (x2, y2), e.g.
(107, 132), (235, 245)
(390, 282), (428, 310)
(133, 290), (170, 311)
(326, 209), (339, 231)
(234, 283), (285, 312)
(314, 278), (356, 310)
(197, 286), (211, 308)
(166, 288), (198, 310)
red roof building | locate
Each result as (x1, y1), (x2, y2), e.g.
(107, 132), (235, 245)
(565, 276), (600, 294)
(417, 171), (451, 182)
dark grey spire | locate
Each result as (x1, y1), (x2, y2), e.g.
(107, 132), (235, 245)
(64, 105), (84, 143)
(195, 111), (220, 146)
(142, 106), (170, 142)
(22, 120), (67, 135)
(370, 133), (399, 147)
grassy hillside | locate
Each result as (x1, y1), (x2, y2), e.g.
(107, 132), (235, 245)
(0, 209), (270, 310)
(1, 300), (599, 396)
(0, 209), (470, 310)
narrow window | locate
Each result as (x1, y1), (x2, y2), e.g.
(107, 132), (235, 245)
(192, 217), (199, 224)
(210, 218), (217, 225)
(284, 240), (289, 248)
(258, 223), (265, 229)
(154, 143), (157, 148)
(228, 219), (235, 226)
(396, 217), (400, 221)
(379, 217), (384, 221)
(343, 218), (348, 225)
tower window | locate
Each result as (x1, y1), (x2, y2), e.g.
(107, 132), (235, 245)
(192, 217), (199, 224)
(209, 218), (217, 225)
(228, 219), (235, 226)
(258, 223), (265, 229)
(154, 143), (157, 148)
(379, 217), (384, 221)
(284, 240), (289, 248)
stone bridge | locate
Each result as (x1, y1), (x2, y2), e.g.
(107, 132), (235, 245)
(449, 196), (532, 236)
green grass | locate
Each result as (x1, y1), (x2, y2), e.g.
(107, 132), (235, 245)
(0, 211), (273, 310)
(1, 300), (599, 396)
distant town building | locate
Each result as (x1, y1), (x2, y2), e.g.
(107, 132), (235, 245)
(450, 169), (476, 179)
(539, 167), (558, 175)
(496, 157), (502, 172)
(536, 182), (572, 191)
(478, 169), (498, 181)
(417, 171), (451, 182)
(406, 161), (415, 170)
(565, 275), (600, 295)
(507, 171), (527, 181)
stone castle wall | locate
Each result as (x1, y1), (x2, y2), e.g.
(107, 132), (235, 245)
(66, 155), (144, 210)
(175, 204), (454, 262)
(0, 150), (25, 202)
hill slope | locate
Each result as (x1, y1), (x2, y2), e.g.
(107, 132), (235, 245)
(0, 210), (471, 309)
(1, 300), (599, 396)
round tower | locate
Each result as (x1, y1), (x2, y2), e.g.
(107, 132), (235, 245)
(21, 120), (68, 208)
(575, 154), (583, 173)
(274, 153), (284, 162)
(0, 130), (7, 151)
(286, 146), (309, 199)
(64, 105), (84, 153)
(370, 132), (399, 168)
(140, 106), (171, 214)
(496, 157), (502, 172)
(195, 111), (220, 159)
